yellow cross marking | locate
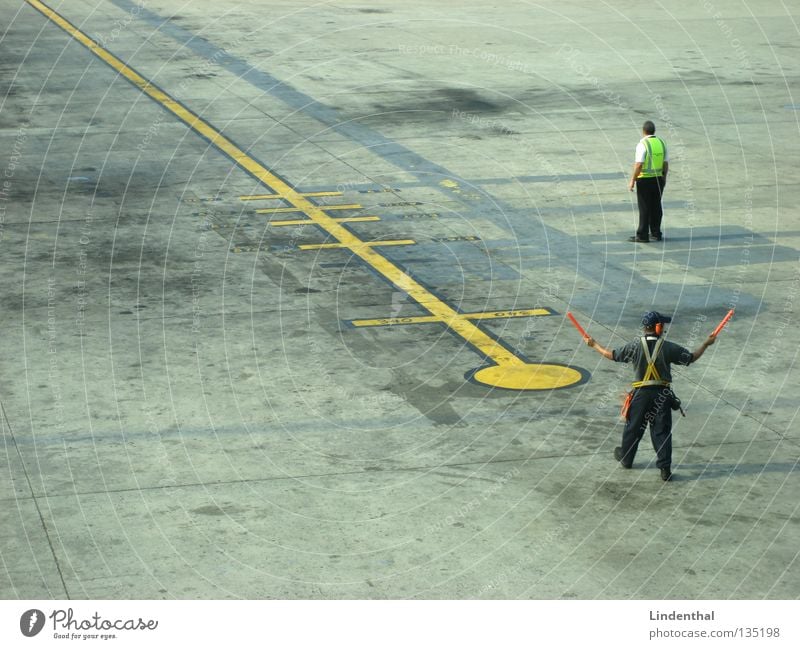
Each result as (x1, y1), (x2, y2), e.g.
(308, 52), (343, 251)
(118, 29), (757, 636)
(255, 203), (361, 214)
(299, 239), (415, 251)
(270, 215), (380, 227)
(240, 191), (343, 201)
(350, 308), (553, 327)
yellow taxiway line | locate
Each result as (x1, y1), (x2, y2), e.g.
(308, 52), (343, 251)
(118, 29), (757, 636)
(27, 0), (585, 390)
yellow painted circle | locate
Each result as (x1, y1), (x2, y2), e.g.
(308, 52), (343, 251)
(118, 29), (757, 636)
(471, 363), (584, 391)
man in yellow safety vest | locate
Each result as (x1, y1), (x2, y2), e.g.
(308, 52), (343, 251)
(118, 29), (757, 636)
(628, 120), (668, 242)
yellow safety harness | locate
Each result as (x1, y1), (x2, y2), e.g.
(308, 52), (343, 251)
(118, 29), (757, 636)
(631, 337), (671, 388)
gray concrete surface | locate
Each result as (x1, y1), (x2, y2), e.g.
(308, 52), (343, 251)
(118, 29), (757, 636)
(1, 0), (798, 599)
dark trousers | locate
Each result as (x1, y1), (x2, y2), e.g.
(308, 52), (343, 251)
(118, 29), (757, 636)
(618, 387), (673, 469)
(635, 176), (666, 239)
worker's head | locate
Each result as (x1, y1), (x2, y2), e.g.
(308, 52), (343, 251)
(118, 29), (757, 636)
(642, 120), (656, 135)
(642, 311), (671, 335)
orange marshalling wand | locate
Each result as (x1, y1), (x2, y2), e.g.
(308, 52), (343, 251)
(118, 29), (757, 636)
(711, 310), (735, 337)
(567, 312), (589, 338)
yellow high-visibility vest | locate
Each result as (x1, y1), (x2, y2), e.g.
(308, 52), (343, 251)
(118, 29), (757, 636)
(638, 136), (666, 178)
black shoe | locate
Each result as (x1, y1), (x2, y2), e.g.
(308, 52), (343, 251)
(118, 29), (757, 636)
(614, 447), (632, 468)
(660, 467), (672, 481)
(652, 234), (663, 241)
(627, 236), (650, 242)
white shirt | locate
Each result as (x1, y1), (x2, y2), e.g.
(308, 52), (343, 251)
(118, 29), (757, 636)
(635, 135), (669, 163)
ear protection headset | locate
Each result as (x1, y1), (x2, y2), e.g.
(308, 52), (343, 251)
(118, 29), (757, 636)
(642, 311), (671, 335)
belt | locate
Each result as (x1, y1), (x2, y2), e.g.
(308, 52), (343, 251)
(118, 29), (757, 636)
(631, 380), (671, 388)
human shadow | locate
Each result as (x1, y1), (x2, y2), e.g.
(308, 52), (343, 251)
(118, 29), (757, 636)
(671, 461), (800, 481)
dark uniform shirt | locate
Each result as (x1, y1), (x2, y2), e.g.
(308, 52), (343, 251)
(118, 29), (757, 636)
(612, 335), (693, 383)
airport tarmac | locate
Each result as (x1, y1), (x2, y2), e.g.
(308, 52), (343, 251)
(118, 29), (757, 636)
(1, 0), (798, 599)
